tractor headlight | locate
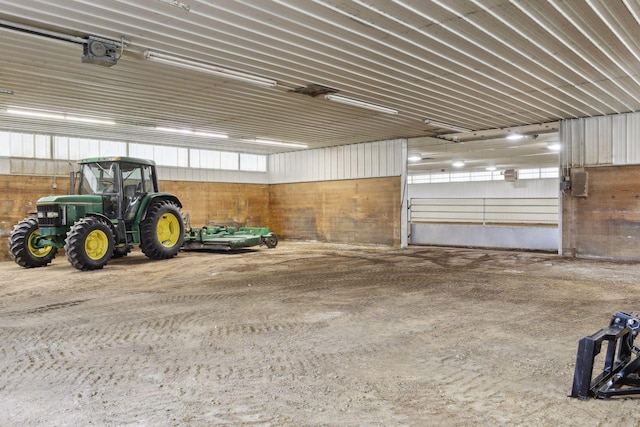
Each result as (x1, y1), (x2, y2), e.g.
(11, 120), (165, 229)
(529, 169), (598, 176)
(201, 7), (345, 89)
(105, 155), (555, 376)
(36, 204), (64, 226)
(38, 211), (59, 218)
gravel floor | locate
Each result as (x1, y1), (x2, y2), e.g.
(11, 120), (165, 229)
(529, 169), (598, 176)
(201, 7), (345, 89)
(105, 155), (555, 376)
(1, 242), (638, 426)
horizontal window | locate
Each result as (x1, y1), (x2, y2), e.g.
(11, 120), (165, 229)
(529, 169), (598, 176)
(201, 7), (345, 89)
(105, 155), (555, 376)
(0, 131), (266, 172)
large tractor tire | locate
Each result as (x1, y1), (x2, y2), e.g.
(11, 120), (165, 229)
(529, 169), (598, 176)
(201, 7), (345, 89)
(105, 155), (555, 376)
(8, 217), (58, 268)
(64, 217), (115, 271)
(139, 200), (185, 260)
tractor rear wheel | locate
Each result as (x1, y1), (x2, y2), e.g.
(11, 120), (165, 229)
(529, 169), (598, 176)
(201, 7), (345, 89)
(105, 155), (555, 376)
(8, 217), (58, 268)
(65, 217), (115, 271)
(140, 200), (185, 260)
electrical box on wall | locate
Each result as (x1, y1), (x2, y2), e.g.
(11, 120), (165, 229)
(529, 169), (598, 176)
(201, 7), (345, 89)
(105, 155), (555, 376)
(504, 169), (518, 182)
(571, 168), (588, 197)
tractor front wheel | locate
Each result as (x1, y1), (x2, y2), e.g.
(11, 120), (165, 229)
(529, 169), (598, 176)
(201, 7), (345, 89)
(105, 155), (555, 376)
(140, 200), (185, 260)
(65, 217), (115, 271)
(8, 217), (58, 268)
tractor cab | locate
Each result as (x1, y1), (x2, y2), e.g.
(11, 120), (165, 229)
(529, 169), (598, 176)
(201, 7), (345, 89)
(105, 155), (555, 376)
(73, 157), (158, 222)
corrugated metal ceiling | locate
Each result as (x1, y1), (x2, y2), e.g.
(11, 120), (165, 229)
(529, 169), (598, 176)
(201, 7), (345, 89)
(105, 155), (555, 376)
(0, 0), (638, 172)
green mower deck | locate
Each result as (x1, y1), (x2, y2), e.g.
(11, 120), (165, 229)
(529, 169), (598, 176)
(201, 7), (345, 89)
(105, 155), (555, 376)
(182, 226), (278, 251)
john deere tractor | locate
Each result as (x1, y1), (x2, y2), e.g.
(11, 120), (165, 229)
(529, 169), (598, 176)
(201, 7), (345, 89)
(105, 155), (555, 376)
(8, 157), (185, 271)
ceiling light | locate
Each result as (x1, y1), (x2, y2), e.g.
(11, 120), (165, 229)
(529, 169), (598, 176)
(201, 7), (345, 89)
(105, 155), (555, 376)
(7, 108), (114, 125)
(325, 94), (398, 115)
(424, 119), (472, 133)
(486, 166), (497, 171)
(507, 133), (524, 141)
(8, 108), (64, 120)
(155, 126), (228, 139)
(144, 50), (277, 88)
(408, 154), (421, 162)
(452, 160), (465, 168)
(548, 143), (561, 151)
(194, 131), (228, 138)
(66, 116), (116, 125)
(253, 139), (307, 148)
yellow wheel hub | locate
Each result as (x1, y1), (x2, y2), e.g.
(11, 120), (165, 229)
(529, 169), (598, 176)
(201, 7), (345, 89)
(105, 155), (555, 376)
(85, 229), (109, 260)
(156, 212), (181, 248)
(28, 229), (53, 258)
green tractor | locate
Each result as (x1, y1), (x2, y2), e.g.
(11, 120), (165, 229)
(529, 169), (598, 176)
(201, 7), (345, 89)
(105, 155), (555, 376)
(8, 157), (185, 271)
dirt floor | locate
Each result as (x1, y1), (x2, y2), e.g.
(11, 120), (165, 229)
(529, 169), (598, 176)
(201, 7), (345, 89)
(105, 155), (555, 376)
(1, 242), (640, 426)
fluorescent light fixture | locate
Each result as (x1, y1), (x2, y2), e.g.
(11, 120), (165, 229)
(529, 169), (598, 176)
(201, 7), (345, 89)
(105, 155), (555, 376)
(155, 126), (228, 139)
(452, 160), (465, 168)
(7, 108), (114, 125)
(408, 154), (421, 162)
(548, 143), (561, 151)
(144, 50), (277, 88)
(424, 119), (472, 133)
(325, 94), (398, 115)
(253, 139), (307, 148)
(8, 108), (63, 120)
(507, 133), (524, 141)
(486, 165), (497, 171)
(67, 116), (116, 125)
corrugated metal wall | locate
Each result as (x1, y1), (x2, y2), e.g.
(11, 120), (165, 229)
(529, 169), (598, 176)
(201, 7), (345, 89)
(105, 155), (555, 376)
(408, 179), (558, 199)
(0, 158), (268, 185)
(3, 137), (407, 185)
(157, 166), (267, 184)
(561, 111), (640, 167)
(268, 139), (406, 184)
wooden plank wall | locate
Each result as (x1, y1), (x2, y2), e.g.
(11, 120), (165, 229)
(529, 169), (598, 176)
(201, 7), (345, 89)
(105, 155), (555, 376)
(0, 177), (269, 261)
(1, 175), (402, 261)
(160, 181), (270, 229)
(562, 165), (640, 261)
(269, 176), (401, 246)
(0, 175), (69, 261)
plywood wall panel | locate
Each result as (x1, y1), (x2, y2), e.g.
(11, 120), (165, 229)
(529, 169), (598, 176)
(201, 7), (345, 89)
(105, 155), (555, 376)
(269, 177), (401, 246)
(562, 165), (640, 261)
(0, 175), (69, 261)
(1, 174), (402, 262)
(160, 181), (270, 228)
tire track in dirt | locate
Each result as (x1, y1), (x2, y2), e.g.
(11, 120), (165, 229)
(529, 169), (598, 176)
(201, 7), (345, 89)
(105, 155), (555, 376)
(5, 243), (639, 425)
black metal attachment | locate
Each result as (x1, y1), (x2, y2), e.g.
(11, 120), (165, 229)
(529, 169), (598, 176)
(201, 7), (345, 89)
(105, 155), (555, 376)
(570, 311), (640, 400)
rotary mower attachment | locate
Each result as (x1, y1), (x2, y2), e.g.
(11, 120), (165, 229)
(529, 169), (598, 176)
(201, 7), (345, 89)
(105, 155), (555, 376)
(182, 225), (278, 251)
(570, 311), (640, 400)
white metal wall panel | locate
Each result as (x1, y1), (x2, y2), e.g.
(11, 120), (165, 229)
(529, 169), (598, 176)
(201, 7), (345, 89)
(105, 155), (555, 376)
(6, 158), (74, 177)
(268, 139), (405, 184)
(157, 166), (268, 184)
(3, 137), (405, 184)
(562, 111), (640, 167)
(350, 145), (359, 179)
(0, 158), (9, 175)
(612, 114), (628, 164)
(409, 178), (558, 200)
(626, 115), (640, 164)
